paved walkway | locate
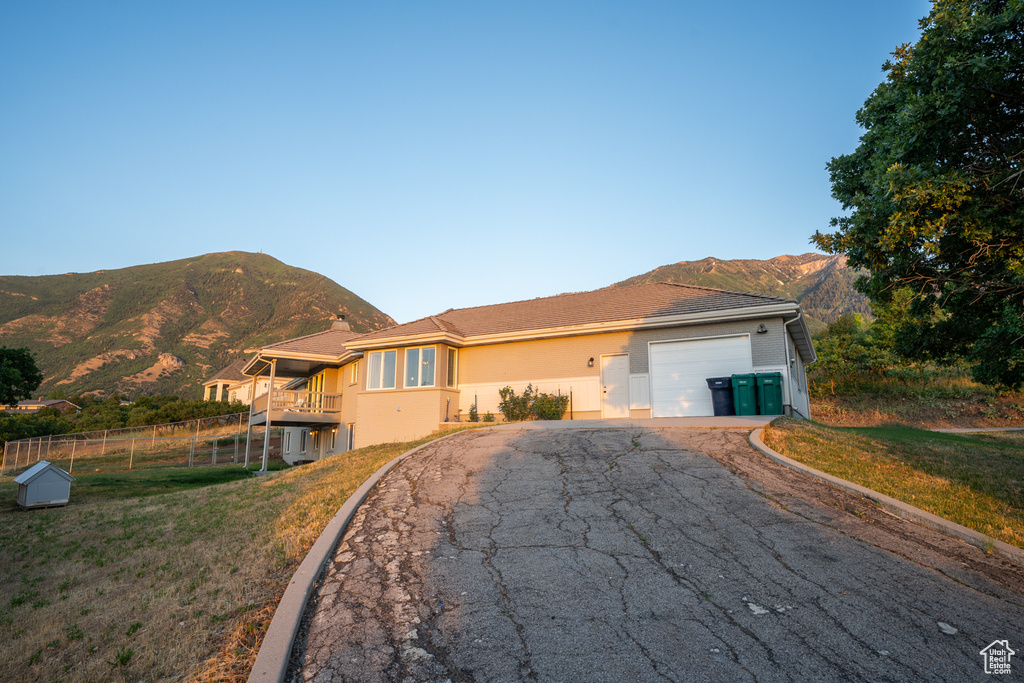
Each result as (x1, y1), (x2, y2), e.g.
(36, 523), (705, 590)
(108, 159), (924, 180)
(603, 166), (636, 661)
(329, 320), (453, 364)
(293, 426), (1024, 682)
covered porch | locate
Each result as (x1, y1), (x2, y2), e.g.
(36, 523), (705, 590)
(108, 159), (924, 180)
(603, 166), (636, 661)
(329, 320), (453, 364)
(242, 352), (347, 470)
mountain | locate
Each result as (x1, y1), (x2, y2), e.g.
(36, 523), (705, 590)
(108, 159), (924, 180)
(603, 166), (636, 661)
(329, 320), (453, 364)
(613, 253), (871, 332)
(0, 252), (395, 398)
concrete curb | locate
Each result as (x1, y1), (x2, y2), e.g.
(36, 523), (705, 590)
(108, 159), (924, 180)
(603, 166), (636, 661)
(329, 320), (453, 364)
(748, 427), (1024, 567)
(247, 430), (468, 683)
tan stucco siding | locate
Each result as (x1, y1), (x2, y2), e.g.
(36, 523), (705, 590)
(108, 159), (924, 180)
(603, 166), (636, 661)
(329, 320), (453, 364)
(337, 361), (359, 435)
(459, 333), (631, 384)
(354, 388), (458, 449)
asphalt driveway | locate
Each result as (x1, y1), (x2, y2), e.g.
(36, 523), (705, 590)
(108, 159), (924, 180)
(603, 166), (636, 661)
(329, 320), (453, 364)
(292, 426), (1024, 682)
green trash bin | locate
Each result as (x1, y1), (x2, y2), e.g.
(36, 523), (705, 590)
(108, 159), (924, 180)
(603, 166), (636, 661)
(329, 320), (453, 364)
(730, 374), (758, 416)
(756, 372), (784, 415)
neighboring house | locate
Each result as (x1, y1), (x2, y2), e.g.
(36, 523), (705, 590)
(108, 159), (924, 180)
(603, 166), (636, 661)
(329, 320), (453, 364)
(243, 285), (816, 465)
(0, 399), (80, 414)
(202, 358), (294, 405)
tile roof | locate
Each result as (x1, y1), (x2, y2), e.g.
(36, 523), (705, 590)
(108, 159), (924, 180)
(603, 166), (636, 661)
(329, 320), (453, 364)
(263, 328), (360, 357)
(205, 359), (251, 384)
(351, 282), (795, 343)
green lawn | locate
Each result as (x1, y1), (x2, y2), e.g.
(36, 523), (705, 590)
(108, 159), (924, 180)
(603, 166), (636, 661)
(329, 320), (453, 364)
(762, 419), (1024, 549)
(0, 428), (471, 682)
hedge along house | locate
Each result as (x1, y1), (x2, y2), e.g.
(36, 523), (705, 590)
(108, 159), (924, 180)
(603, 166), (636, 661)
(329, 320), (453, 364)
(241, 283), (816, 464)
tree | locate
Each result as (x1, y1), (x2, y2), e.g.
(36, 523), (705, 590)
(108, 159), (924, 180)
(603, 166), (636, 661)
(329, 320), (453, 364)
(814, 0), (1024, 387)
(0, 347), (43, 405)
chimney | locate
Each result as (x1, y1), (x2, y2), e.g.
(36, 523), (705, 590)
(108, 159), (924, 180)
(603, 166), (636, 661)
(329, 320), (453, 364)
(331, 313), (351, 332)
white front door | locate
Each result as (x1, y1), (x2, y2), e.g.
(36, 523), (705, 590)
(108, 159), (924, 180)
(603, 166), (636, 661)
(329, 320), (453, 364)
(601, 354), (630, 418)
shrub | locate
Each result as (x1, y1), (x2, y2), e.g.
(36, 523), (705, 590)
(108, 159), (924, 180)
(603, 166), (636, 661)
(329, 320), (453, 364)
(497, 385), (569, 422)
(468, 402), (479, 422)
(483, 412), (494, 422)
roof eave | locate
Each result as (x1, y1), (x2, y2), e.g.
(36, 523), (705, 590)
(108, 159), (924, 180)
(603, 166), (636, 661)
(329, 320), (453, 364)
(345, 331), (467, 351)
(347, 303), (803, 350)
(243, 348), (361, 377)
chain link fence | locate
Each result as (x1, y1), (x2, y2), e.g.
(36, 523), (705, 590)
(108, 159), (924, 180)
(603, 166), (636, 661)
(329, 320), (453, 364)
(1, 413), (283, 476)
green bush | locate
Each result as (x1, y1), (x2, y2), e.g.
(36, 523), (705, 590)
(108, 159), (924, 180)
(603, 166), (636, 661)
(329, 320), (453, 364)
(497, 385), (569, 422)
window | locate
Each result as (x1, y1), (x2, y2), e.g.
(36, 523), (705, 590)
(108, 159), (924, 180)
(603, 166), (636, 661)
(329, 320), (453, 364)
(331, 428), (337, 451)
(350, 361), (359, 385)
(405, 346), (436, 387)
(367, 350), (397, 390)
(300, 430), (307, 453)
(447, 348), (458, 387)
(285, 431), (291, 453)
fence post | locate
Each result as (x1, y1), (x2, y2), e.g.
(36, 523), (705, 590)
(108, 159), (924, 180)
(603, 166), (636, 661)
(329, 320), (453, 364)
(69, 440), (77, 474)
(102, 430), (108, 455)
(1, 441), (7, 476)
(212, 435), (217, 466)
(129, 439), (135, 470)
(47, 434), (52, 458)
(152, 424), (157, 447)
(37, 437), (43, 465)
(189, 437), (195, 467)
(15, 441), (21, 471)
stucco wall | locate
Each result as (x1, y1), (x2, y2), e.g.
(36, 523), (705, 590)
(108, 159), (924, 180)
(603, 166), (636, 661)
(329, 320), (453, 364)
(354, 388), (459, 449)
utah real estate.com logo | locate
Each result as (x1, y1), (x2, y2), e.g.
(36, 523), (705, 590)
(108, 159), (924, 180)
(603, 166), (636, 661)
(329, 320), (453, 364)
(980, 640), (1015, 675)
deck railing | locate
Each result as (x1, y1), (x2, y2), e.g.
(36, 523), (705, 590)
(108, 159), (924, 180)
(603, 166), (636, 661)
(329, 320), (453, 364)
(255, 389), (342, 415)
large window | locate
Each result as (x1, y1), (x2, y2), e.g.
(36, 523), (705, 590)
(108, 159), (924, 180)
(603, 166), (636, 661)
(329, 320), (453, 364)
(405, 346), (436, 388)
(350, 361), (359, 386)
(367, 350), (397, 390)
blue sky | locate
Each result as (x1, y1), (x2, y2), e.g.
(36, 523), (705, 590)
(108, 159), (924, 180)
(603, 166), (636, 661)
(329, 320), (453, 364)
(0, 1), (930, 324)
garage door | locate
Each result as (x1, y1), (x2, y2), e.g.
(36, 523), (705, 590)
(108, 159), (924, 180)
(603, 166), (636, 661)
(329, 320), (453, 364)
(650, 336), (753, 417)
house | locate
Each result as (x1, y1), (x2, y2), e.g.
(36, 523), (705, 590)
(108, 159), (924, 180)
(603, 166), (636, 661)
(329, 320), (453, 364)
(202, 358), (295, 405)
(0, 399), (80, 414)
(242, 284), (816, 465)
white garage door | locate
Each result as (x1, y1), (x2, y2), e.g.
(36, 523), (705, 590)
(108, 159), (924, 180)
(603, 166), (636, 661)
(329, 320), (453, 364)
(650, 336), (753, 417)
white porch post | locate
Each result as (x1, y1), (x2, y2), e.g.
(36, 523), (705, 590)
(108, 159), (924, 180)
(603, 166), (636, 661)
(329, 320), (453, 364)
(243, 366), (260, 469)
(261, 359), (277, 473)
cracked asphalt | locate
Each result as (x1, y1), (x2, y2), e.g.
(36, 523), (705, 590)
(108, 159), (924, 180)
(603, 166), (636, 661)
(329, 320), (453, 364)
(291, 427), (1024, 682)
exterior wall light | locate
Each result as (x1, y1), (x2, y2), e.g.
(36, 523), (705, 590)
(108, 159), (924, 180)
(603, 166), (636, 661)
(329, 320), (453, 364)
(756, 324), (768, 334)
(587, 357), (595, 367)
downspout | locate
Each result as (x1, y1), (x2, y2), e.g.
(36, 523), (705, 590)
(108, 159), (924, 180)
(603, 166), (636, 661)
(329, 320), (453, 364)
(783, 312), (809, 419)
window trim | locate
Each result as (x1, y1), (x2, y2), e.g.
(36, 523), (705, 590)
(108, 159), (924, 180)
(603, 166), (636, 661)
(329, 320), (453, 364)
(350, 361), (359, 386)
(404, 346), (437, 389)
(446, 348), (458, 388)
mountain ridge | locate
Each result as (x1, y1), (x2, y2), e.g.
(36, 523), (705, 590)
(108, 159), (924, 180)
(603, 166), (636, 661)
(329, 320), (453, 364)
(0, 252), (394, 398)
(612, 253), (871, 331)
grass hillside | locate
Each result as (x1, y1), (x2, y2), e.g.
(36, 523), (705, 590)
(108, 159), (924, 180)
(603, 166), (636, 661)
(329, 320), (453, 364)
(613, 253), (872, 332)
(0, 252), (395, 399)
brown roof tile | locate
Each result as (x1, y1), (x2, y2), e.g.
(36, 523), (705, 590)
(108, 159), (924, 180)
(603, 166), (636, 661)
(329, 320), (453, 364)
(205, 359), (251, 384)
(263, 329), (359, 357)
(351, 283), (794, 343)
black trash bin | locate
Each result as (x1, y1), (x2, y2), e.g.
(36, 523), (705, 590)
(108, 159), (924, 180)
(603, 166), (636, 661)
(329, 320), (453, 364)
(706, 377), (735, 416)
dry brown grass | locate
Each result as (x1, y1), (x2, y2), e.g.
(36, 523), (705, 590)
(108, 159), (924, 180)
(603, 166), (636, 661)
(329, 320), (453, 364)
(763, 419), (1024, 549)
(0, 428), (471, 682)
(810, 392), (1024, 428)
